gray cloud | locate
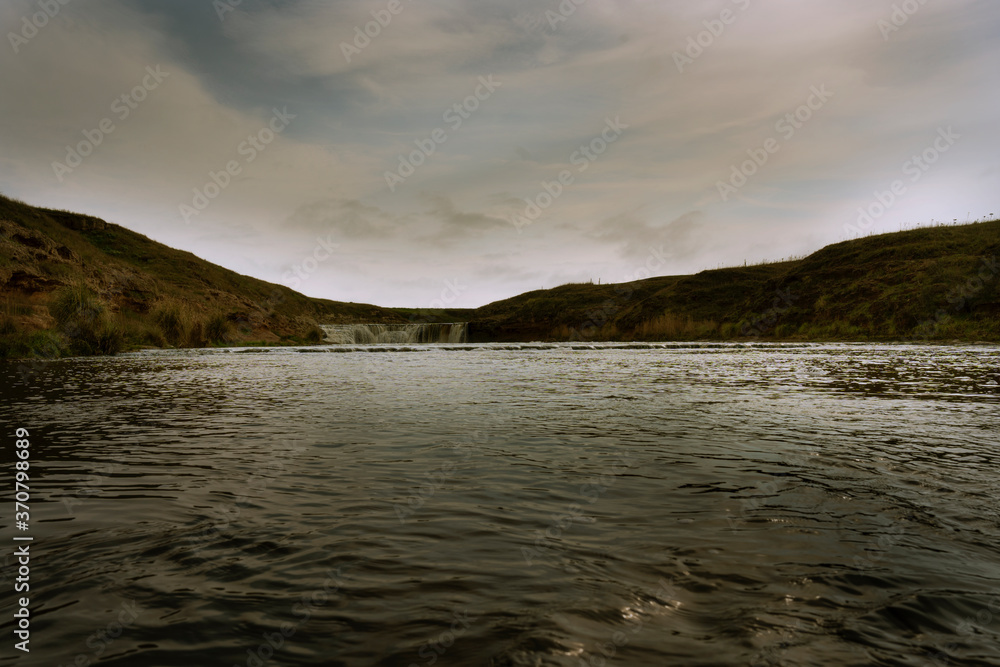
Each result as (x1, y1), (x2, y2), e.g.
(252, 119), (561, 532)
(285, 198), (400, 240)
(419, 193), (509, 240)
(1, 0), (998, 307)
(596, 211), (704, 263)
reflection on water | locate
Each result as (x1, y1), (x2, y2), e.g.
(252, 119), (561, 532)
(1, 343), (999, 666)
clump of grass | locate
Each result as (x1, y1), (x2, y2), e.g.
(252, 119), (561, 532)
(141, 325), (166, 348)
(205, 313), (232, 344)
(114, 308), (163, 349)
(48, 284), (124, 355)
(0, 330), (66, 360)
(186, 320), (206, 348)
(719, 322), (738, 338)
(301, 324), (324, 344)
(94, 323), (125, 355)
(50, 284), (104, 328)
(635, 312), (719, 340)
(151, 301), (188, 346)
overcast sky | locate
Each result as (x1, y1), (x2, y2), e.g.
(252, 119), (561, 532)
(2, 0), (998, 307)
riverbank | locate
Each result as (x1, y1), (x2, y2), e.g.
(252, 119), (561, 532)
(2, 192), (998, 360)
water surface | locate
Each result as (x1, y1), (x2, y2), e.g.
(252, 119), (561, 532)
(2, 343), (999, 666)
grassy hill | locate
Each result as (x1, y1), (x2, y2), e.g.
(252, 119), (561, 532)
(3, 192), (997, 359)
(0, 193), (405, 358)
(468, 220), (1000, 343)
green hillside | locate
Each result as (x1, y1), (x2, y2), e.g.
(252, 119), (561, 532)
(3, 191), (997, 359)
(468, 220), (1000, 343)
(0, 194), (404, 358)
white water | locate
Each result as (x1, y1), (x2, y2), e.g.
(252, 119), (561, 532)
(321, 322), (468, 344)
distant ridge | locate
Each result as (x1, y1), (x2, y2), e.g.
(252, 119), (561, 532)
(467, 220), (1000, 343)
(1, 191), (998, 358)
(0, 193), (405, 357)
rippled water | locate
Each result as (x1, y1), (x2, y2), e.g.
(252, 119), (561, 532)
(2, 343), (1000, 666)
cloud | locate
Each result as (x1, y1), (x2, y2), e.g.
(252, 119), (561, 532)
(285, 198), (400, 239)
(596, 211), (704, 262)
(1, 0), (998, 307)
(419, 193), (509, 241)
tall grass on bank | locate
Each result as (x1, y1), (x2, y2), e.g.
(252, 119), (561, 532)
(635, 312), (720, 340)
(50, 284), (124, 355)
(152, 301), (188, 346)
(0, 295), (64, 359)
(205, 313), (232, 344)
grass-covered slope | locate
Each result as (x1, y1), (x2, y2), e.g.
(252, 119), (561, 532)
(469, 220), (1000, 342)
(0, 194), (404, 358)
(3, 190), (997, 358)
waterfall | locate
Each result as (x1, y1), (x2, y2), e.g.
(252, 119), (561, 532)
(320, 323), (468, 344)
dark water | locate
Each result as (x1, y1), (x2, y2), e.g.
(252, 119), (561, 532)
(2, 343), (1000, 666)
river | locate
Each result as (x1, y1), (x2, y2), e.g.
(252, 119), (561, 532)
(1, 342), (999, 666)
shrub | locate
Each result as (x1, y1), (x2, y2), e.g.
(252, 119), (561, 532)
(636, 312), (710, 340)
(301, 324), (324, 344)
(774, 323), (795, 339)
(186, 321), (207, 348)
(0, 330), (66, 360)
(94, 323), (125, 355)
(50, 284), (104, 328)
(48, 284), (125, 356)
(142, 326), (167, 348)
(152, 302), (186, 345)
(205, 313), (232, 343)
